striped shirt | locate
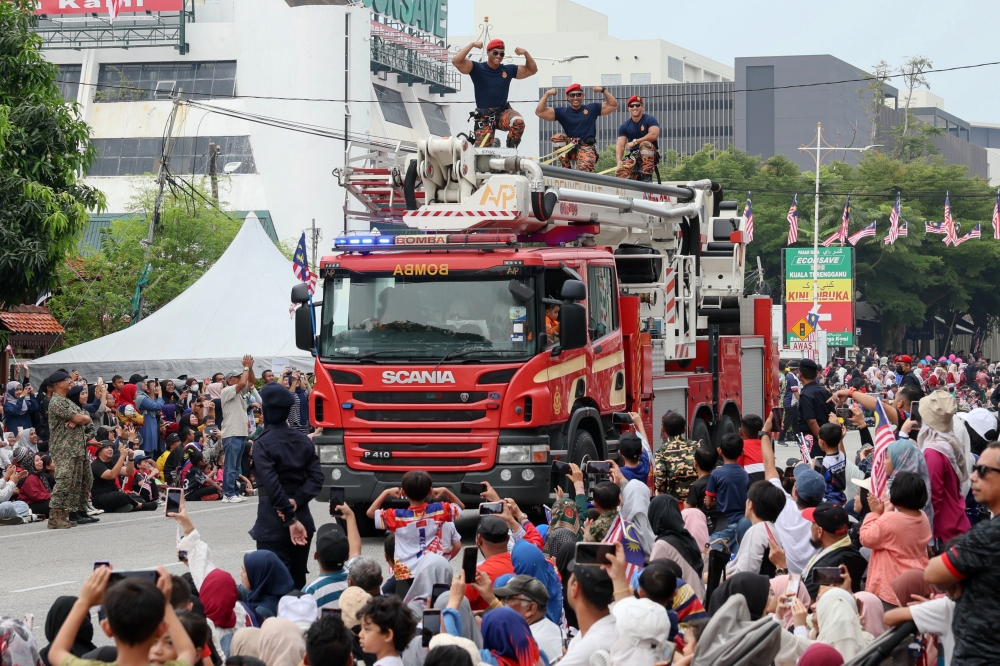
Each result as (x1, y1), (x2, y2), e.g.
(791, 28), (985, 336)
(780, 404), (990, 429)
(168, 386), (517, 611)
(302, 558), (357, 610)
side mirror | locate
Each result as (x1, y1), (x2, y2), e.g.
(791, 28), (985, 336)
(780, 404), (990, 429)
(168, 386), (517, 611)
(508, 279), (534, 304)
(558, 302), (587, 351)
(291, 283), (310, 305)
(561, 279), (586, 302)
(294, 305), (314, 352)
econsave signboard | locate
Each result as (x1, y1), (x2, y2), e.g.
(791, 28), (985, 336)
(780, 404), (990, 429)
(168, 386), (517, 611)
(35, 0), (183, 14)
(784, 246), (854, 348)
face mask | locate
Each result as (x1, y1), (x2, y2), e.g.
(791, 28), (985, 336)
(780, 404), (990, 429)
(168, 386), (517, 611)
(895, 364), (905, 374)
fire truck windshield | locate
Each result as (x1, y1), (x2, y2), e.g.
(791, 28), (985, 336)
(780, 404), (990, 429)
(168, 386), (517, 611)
(319, 274), (538, 361)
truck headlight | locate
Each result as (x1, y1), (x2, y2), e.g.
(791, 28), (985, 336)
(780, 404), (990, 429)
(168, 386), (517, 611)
(498, 444), (548, 464)
(317, 445), (345, 464)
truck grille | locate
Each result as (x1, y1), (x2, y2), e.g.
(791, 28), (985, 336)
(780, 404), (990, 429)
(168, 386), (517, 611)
(363, 457), (481, 467)
(352, 391), (488, 404)
(359, 443), (480, 452)
(354, 409), (485, 422)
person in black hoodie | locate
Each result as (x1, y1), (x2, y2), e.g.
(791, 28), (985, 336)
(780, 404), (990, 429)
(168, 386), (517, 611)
(39, 596), (97, 666)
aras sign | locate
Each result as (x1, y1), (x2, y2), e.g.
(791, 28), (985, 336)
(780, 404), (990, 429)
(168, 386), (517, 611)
(35, 0), (184, 14)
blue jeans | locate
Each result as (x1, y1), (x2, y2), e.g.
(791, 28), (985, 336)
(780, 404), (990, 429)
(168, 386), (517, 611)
(222, 436), (246, 497)
(709, 518), (752, 556)
(0, 501), (29, 520)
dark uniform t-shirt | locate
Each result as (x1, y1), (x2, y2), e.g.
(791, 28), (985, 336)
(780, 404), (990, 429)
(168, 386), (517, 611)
(90, 459), (118, 496)
(900, 371), (922, 391)
(617, 113), (659, 150)
(554, 102), (602, 140)
(797, 380), (834, 456)
(942, 516), (1000, 666)
(468, 61), (518, 110)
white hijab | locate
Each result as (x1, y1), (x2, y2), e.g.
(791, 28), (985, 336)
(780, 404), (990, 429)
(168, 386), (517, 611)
(814, 588), (871, 661)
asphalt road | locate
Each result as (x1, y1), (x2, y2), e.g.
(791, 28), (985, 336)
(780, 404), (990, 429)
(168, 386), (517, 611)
(3, 430), (862, 648)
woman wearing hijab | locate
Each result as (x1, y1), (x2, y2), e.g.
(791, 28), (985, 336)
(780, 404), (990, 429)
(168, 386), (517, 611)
(707, 572), (771, 621)
(648, 494), (703, 576)
(813, 587), (871, 661)
(3, 381), (38, 433)
(853, 591), (887, 637)
(620, 479), (655, 555)
(39, 596), (97, 666)
(890, 570), (935, 609)
(554, 541), (578, 629)
(240, 550), (297, 621)
(511, 540), (564, 625)
(230, 627), (262, 659)
(17, 427), (39, 455)
(257, 617), (306, 666)
(403, 553), (454, 614)
(161, 404), (177, 424)
(480, 607), (545, 666)
(769, 575), (811, 630)
(0, 617), (44, 666)
(915, 392), (973, 541)
(886, 439), (933, 527)
(14, 442), (50, 517)
(547, 497), (581, 541)
(797, 643), (845, 666)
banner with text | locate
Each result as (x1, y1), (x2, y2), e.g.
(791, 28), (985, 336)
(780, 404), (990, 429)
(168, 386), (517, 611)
(784, 247), (854, 347)
(36, 0), (184, 15)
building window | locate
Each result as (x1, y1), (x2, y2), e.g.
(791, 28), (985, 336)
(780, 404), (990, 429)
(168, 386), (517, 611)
(587, 265), (618, 341)
(601, 74), (622, 87)
(374, 84), (412, 128)
(95, 61), (237, 103)
(420, 100), (450, 136)
(88, 136), (256, 177)
(630, 73), (651, 85)
(552, 76), (572, 87)
(667, 57), (683, 82)
(57, 64), (81, 103)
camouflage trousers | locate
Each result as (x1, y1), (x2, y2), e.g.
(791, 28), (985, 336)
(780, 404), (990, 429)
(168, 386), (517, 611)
(551, 134), (598, 172)
(616, 141), (658, 180)
(49, 455), (92, 512)
(474, 106), (525, 148)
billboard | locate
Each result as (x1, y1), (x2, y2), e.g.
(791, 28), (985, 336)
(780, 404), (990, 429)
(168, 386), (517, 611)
(784, 247), (854, 348)
(35, 0), (183, 14)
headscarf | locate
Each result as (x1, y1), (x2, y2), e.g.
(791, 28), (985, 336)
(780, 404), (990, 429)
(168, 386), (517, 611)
(886, 439), (934, 526)
(16, 428), (37, 455)
(0, 617), (42, 666)
(918, 423), (972, 496)
(201, 569), (239, 629)
(339, 587), (371, 630)
(548, 497), (581, 540)
(815, 587), (869, 661)
(257, 618), (305, 666)
(511, 540), (564, 624)
(230, 627), (261, 658)
(649, 541), (705, 601)
(403, 553), (453, 613)
(544, 527), (578, 559)
(66, 386), (85, 407)
(206, 382), (225, 400)
(769, 575), (810, 630)
(890, 570), (935, 608)
(118, 384), (138, 410)
(620, 479), (655, 555)
(5, 382), (27, 414)
(707, 572), (770, 621)
(555, 541), (578, 629)
(680, 507), (709, 554)
(480, 607), (541, 666)
(433, 589), (483, 649)
(39, 596), (96, 666)
(797, 643), (845, 666)
(243, 551), (296, 615)
(161, 404), (177, 422)
(648, 494), (702, 574)
(13, 441), (34, 471)
(853, 591), (887, 637)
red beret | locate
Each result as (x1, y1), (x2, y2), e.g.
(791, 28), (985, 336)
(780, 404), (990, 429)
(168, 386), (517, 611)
(627, 95), (643, 107)
(565, 83), (582, 95)
(899, 355), (912, 363)
(486, 39), (504, 52)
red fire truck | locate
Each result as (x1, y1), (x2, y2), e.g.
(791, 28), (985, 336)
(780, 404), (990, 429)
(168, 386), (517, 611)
(291, 137), (777, 522)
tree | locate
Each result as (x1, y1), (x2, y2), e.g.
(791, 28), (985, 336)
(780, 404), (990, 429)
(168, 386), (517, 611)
(858, 60), (890, 148)
(47, 179), (241, 347)
(896, 56), (933, 157)
(0, 0), (106, 306)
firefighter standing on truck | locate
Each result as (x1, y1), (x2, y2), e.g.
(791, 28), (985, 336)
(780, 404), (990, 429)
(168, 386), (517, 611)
(535, 83), (618, 172)
(615, 95), (660, 181)
(452, 38), (537, 148)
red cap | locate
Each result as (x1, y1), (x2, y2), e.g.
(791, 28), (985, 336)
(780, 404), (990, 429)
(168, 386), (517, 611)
(627, 95), (643, 107)
(486, 39), (504, 52)
(802, 503), (850, 535)
(565, 83), (582, 95)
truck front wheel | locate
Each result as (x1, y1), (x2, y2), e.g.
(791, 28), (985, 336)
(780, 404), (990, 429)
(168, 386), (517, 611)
(570, 429), (599, 490)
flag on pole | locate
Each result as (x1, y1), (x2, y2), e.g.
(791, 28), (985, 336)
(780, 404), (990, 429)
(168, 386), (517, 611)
(742, 192), (754, 243)
(603, 514), (646, 581)
(796, 434), (814, 464)
(925, 221), (948, 236)
(993, 190), (1000, 240)
(954, 223), (981, 246)
(848, 221), (877, 246)
(821, 230), (841, 247)
(943, 193), (958, 246)
(292, 232), (317, 295)
(870, 399), (896, 500)
(108, 0), (125, 22)
(786, 194), (799, 244)
(898, 221), (908, 237)
(885, 192), (901, 245)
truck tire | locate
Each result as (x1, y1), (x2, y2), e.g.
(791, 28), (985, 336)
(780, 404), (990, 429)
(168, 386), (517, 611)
(353, 504), (381, 538)
(568, 429), (599, 494)
(713, 413), (739, 449)
(691, 418), (711, 448)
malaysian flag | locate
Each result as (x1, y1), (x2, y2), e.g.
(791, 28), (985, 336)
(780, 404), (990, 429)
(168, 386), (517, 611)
(837, 196), (851, 245)
(870, 399), (895, 500)
(821, 230), (841, 247)
(993, 190), (1000, 240)
(796, 434), (814, 464)
(292, 232), (317, 295)
(603, 514), (646, 580)
(925, 220), (948, 235)
(848, 221), (877, 246)
(943, 193), (957, 246)
(954, 223), (981, 246)
(787, 194), (799, 244)
(742, 192), (754, 243)
(898, 221), (908, 237)
(885, 192), (901, 245)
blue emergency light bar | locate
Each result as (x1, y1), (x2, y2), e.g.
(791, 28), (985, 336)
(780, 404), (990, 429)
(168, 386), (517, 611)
(334, 235), (393, 247)
(333, 233), (517, 249)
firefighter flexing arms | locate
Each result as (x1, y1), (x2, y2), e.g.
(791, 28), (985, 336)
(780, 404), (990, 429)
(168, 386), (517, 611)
(616, 95), (660, 181)
(453, 38), (537, 148)
(535, 83), (618, 172)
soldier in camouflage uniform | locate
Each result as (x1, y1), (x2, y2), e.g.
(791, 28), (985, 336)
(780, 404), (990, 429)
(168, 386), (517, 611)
(653, 411), (699, 503)
(46, 371), (93, 529)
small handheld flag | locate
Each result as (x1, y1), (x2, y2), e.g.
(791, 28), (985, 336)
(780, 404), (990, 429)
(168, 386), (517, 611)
(870, 400), (896, 500)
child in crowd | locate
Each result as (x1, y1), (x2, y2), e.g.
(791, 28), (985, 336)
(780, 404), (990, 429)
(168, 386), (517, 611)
(585, 481), (622, 541)
(358, 595), (417, 666)
(684, 446), (719, 512)
(737, 414), (765, 483)
(673, 618), (708, 666)
(183, 451), (222, 502)
(303, 504), (363, 610)
(148, 610), (210, 666)
(816, 422), (846, 505)
(49, 565), (197, 666)
(618, 432), (650, 485)
(705, 433), (749, 552)
(367, 471), (464, 595)
(726, 480), (786, 576)
(215, 451), (253, 497)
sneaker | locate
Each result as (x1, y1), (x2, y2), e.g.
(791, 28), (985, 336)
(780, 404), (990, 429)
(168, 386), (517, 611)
(220, 496), (231, 503)
(87, 501), (103, 516)
(0, 516), (24, 525)
(223, 495), (245, 503)
(26, 514), (45, 523)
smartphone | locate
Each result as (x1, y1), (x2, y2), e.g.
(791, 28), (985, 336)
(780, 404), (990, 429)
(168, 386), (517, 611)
(813, 567), (843, 587)
(585, 461), (611, 475)
(329, 487), (345, 516)
(783, 573), (801, 604)
(909, 401), (921, 423)
(551, 460), (571, 474)
(321, 607), (342, 619)
(479, 501), (505, 515)
(611, 412), (634, 425)
(771, 406), (784, 430)
(431, 583), (450, 605)
(94, 561), (111, 570)
(107, 570), (159, 587)
(835, 406), (852, 418)
(462, 547), (479, 584)
(460, 482), (487, 496)
(177, 550), (188, 562)
(574, 542), (616, 567)
(421, 609), (442, 647)
(164, 487), (182, 516)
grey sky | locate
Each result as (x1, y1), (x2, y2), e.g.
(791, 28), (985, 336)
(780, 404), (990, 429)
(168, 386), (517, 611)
(448, 0), (1000, 124)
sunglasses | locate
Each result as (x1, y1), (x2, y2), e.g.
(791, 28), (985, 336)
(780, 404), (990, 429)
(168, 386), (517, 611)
(628, 103), (642, 108)
(491, 50), (505, 57)
(974, 463), (1000, 477)
(567, 92), (583, 98)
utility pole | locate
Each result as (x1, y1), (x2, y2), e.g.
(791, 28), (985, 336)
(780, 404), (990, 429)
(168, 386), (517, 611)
(149, 99), (180, 244)
(310, 218), (322, 271)
(208, 141), (220, 202)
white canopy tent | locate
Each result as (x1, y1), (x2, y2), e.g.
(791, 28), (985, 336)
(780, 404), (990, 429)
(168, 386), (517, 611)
(30, 214), (315, 379)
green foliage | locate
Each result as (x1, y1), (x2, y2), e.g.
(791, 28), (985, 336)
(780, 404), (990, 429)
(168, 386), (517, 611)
(0, 0), (106, 306)
(48, 180), (241, 347)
